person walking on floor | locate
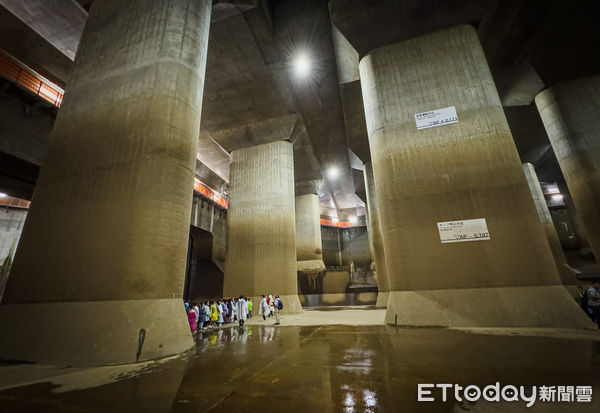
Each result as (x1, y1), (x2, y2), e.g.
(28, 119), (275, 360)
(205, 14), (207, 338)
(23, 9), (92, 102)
(247, 298), (253, 318)
(236, 295), (248, 326)
(268, 294), (275, 317)
(217, 300), (224, 326)
(210, 301), (218, 327)
(203, 301), (211, 329)
(197, 302), (206, 330)
(274, 295), (283, 325)
(259, 295), (270, 320)
(187, 306), (197, 332)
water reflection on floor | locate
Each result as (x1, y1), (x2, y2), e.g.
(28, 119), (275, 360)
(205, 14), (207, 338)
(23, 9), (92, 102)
(1, 325), (600, 412)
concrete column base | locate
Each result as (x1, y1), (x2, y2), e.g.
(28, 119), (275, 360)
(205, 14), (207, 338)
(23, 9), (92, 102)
(280, 294), (304, 314)
(299, 292), (378, 307)
(376, 291), (389, 308)
(384, 286), (594, 328)
(563, 284), (587, 303)
(297, 260), (326, 272)
(0, 298), (194, 366)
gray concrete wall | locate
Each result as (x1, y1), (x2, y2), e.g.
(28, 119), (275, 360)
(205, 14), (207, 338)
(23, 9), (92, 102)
(185, 226), (223, 302)
(536, 76), (600, 262)
(0, 207), (26, 300)
(0, 0), (213, 365)
(363, 162), (389, 300)
(359, 25), (591, 327)
(223, 140), (301, 313)
(0, 89), (52, 166)
(295, 194), (323, 261)
(321, 226), (342, 267)
(191, 195), (227, 264)
(340, 227), (370, 269)
(320, 225), (372, 271)
(523, 163), (577, 285)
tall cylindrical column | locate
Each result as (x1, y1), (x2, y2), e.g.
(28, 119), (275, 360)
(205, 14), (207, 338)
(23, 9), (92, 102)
(522, 163), (578, 286)
(363, 163), (390, 307)
(0, 0), (212, 365)
(359, 25), (591, 327)
(224, 141), (302, 313)
(535, 76), (600, 262)
(295, 193), (325, 271)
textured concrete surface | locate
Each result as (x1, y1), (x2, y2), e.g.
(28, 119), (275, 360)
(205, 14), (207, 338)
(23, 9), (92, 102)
(0, 0), (212, 364)
(535, 76), (600, 262)
(184, 226), (223, 302)
(0, 207), (26, 299)
(385, 286), (593, 328)
(299, 293), (378, 307)
(0, 298), (193, 366)
(363, 162), (389, 307)
(191, 195), (227, 264)
(295, 193), (324, 270)
(223, 141), (302, 313)
(359, 25), (589, 327)
(341, 227), (371, 269)
(523, 163), (578, 285)
(0, 0), (86, 60)
(320, 226), (372, 270)
(273, 0), (356, 206)
(0, 5), (72, 85)
(1, 321), (599, 412)
(0, 86), (53, 166)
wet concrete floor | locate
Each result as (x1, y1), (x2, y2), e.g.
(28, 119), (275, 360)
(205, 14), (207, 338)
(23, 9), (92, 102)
(1, 324), (600, 412)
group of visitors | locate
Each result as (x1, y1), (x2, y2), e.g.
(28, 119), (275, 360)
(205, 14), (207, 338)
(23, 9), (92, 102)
(582, 282), (600, 328)
(185, 296), (251, 333)
(184, 293), (284, 332)
(259, 294), (283, 325)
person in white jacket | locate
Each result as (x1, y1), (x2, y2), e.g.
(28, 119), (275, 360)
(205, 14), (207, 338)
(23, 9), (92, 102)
(268, 294), (275, 317)
(259, 295), (270, 320)
(236, 296), (248, 326)
(217, 301), (224, 326)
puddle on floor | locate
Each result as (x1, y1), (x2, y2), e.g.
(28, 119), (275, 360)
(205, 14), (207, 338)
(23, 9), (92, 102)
(1, 325), (599, 412)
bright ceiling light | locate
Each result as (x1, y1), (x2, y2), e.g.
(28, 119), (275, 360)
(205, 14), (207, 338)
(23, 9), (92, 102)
(326, 166), (339, 180)
(0, 193), (7, 198)
(293, 53), (311, 77)
(551, 194), (564, 201)
(349, 216), (358, 224)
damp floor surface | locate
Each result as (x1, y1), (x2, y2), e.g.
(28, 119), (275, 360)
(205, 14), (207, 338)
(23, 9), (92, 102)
(1, 310), (600, 412)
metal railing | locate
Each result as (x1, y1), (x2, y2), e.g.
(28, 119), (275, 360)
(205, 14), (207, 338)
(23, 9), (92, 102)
(0, 196), (30, 209)
(0, 52), (63, 107)
(193, 176), (228, 209)
(320, 218), (353, 228)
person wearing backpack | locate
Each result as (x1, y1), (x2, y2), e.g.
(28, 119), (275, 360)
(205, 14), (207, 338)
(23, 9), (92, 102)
(274, 295), (283, 325)
(587, 283), (600, 328)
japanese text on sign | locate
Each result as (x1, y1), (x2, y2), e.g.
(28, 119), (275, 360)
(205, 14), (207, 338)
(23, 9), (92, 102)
(415, 106), (459, 130)
(437, 218), (490, 243)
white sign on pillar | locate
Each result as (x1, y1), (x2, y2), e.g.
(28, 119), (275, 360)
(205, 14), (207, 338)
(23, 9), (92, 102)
(437, 218), (490, 244)
(415, 106), (459, 130)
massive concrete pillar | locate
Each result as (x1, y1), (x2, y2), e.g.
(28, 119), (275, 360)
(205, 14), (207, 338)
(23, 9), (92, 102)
(223, 141), (302, 313)
(522, 163), (578, 286)
(359, 25), (591, 327)
(295, 193), (325, 271)
(535, 76), (600, 262)
(0, 0), (212, 365)
(363, 163), (390, 307)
